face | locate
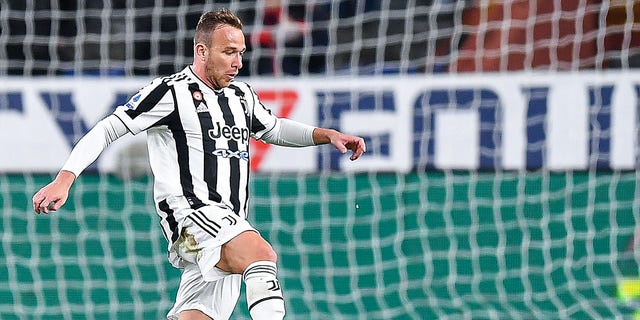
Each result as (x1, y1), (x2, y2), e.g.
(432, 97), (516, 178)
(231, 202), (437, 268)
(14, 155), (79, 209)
(198, 25), (245, 89)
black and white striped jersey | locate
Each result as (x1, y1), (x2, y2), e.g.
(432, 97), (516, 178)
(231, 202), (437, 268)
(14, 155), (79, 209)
(113, 66), (277, 245)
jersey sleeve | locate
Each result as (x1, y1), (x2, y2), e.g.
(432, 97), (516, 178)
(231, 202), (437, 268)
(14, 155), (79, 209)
(260, 118), (316, 147)
(113, 78), (175, 135)
(244, 84), (278, 140)
(61, 114), (129, 177)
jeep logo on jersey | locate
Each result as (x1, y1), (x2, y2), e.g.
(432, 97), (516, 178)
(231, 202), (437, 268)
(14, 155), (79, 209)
(208, 122), (249, 145)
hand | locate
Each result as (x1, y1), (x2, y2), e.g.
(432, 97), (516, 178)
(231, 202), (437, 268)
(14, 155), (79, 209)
(333, 133), (366, 161)
(32, 171), (75, 214)
(315, 128), (366, 161)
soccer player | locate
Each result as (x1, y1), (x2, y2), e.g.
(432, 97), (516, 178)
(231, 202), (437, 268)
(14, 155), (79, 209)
(31, 8), (366, 320)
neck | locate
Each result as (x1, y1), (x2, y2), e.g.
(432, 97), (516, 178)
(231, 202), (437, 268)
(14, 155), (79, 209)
(190, 63), (219, 90)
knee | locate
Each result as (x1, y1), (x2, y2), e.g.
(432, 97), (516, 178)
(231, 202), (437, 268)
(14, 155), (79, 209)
(256, 241), (278, 263)
(267, 249), (278, 262)
(219, 231), (278, 273)
(237, 241), (278, 274)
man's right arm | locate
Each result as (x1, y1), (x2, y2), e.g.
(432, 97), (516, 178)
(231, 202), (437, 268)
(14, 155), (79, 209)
(32, 114), (129, 214)
(32, 170), (76, 214)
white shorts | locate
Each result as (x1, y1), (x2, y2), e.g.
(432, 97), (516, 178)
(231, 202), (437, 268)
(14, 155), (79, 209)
(170, 204), (256, 281)
(166, 263), (242, 320)
(166, 205), (256, 319)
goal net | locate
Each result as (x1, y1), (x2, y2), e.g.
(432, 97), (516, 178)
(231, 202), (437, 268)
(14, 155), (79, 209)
(2, 0), (640, 319)
(4, 0), (638, 77)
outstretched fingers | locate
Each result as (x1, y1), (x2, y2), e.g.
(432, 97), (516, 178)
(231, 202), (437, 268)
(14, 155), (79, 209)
(324, 130), (366, 161)
(346, 137), (366, 161)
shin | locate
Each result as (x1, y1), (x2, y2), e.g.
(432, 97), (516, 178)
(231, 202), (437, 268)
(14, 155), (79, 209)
(243, 261), (285, 320)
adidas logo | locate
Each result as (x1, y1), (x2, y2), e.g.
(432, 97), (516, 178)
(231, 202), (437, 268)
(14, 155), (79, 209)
(196, 102), (208, 113)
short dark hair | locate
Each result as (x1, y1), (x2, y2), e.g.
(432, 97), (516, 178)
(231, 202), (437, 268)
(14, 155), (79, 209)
(194, 8), (243, 47)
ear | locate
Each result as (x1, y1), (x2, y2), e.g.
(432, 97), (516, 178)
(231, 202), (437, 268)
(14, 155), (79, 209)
(195, 43), (207, 61)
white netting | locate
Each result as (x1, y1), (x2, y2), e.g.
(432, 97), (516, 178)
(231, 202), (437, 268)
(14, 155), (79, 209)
(2, 1), (640, 319)
(2, 171), (639, 319)
(2, 0), (639, 76)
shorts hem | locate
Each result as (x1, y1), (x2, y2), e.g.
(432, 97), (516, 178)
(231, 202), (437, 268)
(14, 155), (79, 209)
(167, 303), (217, 320)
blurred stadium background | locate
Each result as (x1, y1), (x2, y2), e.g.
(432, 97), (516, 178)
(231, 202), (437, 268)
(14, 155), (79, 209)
(2, 0), (640, 319)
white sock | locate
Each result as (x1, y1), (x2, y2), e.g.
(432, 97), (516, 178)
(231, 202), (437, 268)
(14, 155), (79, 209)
(243, 261), (285, 320)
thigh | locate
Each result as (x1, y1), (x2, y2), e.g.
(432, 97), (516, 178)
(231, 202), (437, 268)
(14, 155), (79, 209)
(218, 230), (278, 274)
(167, 263), (243, 320)
(174, 205), (256, 281)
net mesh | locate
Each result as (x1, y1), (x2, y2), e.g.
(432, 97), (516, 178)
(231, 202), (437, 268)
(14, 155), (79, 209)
(2, 0), (639, 76)
(2, 172), (639, 319)
(2, 0), (640, 319)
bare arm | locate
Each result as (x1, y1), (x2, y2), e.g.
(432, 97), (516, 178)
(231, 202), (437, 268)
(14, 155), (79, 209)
(312, 127), (366, 161)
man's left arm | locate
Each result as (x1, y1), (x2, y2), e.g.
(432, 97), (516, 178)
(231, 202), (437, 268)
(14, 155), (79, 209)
(260, 118), (366, 161)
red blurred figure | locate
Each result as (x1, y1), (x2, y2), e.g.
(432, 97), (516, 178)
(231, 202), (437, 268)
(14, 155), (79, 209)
(450, 0), (602, 72)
